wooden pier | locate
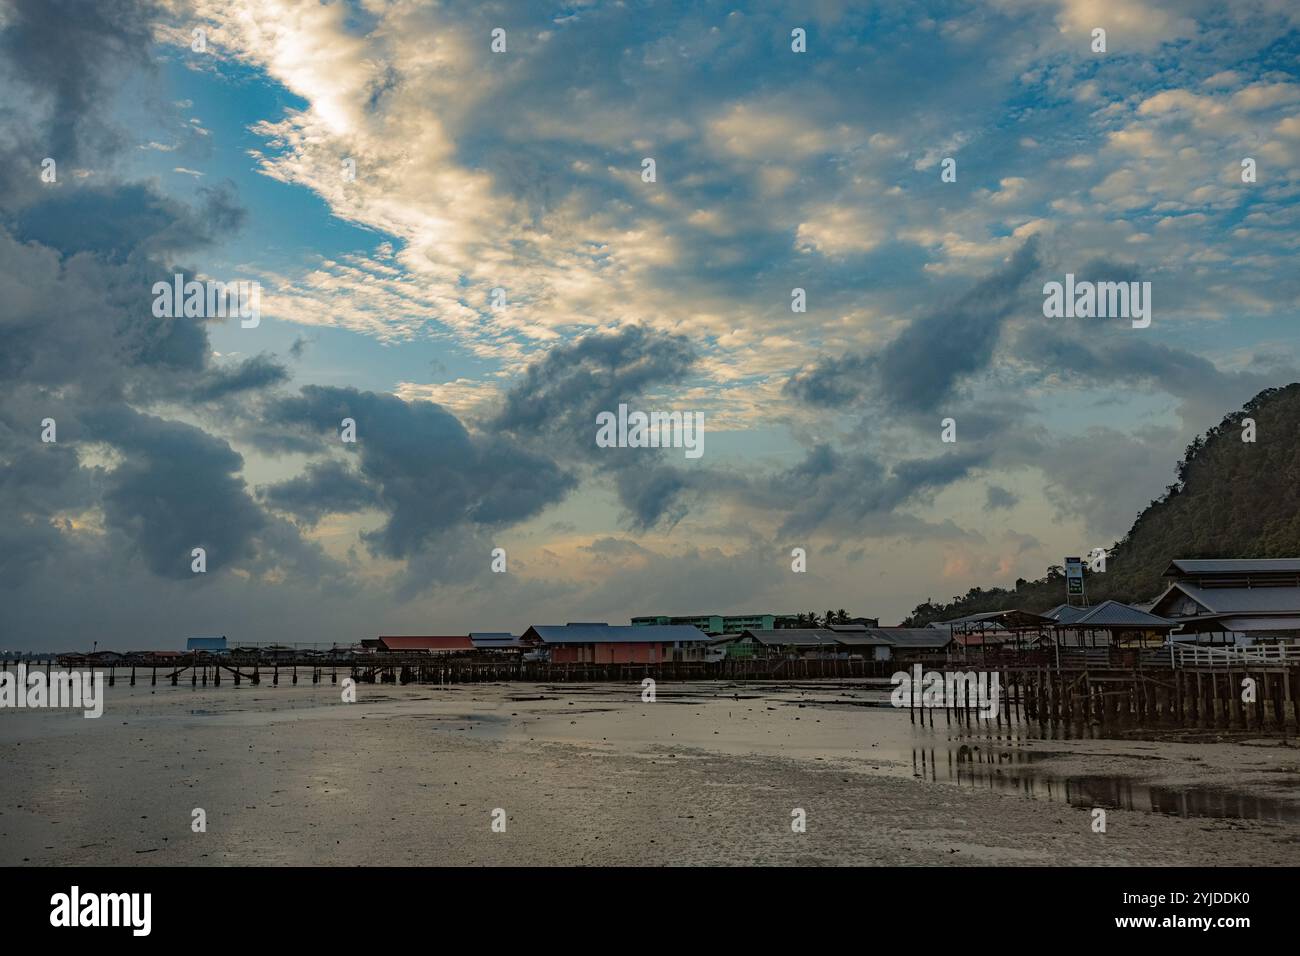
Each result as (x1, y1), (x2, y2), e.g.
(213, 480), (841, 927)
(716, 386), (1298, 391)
(7, 644), (1299, 733)
(907, 655), (1300, 733)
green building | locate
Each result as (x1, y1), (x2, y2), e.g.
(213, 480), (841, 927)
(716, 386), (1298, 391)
(631, 613), (777, 635)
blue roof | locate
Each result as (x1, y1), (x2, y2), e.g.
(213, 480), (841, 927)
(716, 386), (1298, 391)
(1045, 604), (1089, 624)
(186, 636), (227, 650)
(1056, 601), (1175, 628)
(525, 624), (706, 644)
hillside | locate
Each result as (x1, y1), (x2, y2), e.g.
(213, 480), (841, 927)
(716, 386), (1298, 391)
(902, 384), (1300, 625)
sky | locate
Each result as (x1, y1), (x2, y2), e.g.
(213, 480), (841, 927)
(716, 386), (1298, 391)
(1, 0), (1298, 650)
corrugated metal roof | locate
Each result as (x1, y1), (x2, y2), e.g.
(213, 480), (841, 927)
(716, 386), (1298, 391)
(1163, 584), (1300, 615)
(952, 632), (1019, 646)
(525, 624), (706, 644)
(469, 632), (522, 648)
(865, 628), (954, 648)
(1166, 558), (1300, 575)
(1068, 600), (1175, 629)
(1044, 604), (1089, 624)
(938, 609), (1054, 628)
(741, 628), (839, 646)
(738, 627), (950, 648)
(1215, 616), (1300, 632)
(829, 632), (894, 646)
(186, 637), (227, 651)
(708, 632), (745, 644)
(378, 636), (474, 651)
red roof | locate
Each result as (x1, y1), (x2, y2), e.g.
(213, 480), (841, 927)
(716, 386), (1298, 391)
(377, 636), (473, 651)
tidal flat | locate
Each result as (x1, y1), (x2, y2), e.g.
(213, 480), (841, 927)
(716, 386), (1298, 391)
(2, 679), (1297, 866)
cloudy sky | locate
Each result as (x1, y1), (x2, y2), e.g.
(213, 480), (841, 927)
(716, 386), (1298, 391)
(2, 0), (1298, 649)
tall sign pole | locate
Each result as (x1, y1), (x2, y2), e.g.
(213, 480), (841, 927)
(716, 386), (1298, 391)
(1064, 556), (1087, 607)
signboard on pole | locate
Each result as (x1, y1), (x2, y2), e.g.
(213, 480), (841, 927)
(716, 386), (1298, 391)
(1064, 556), (1084, 596)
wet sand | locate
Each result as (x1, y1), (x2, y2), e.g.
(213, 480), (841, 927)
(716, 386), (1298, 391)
(2, 679), (1298, 865)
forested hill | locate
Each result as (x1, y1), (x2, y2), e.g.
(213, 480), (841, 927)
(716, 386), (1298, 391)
(901, 384), (1300, 626)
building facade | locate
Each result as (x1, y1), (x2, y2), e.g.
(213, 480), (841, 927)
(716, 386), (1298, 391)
(524, 623), (709, 663)
(1150, 559), (1300, 645)
(631, 613), (777, 634)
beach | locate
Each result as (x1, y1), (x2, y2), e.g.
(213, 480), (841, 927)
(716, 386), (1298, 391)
(2, 679), (1298, 866)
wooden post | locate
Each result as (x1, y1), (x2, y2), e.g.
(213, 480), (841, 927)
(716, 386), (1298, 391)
(998, 670), (1007, 730)
(1255, 671), (1266, 729)
(1291, 667), (1300, 733)
(1288, 668), (1298, 733)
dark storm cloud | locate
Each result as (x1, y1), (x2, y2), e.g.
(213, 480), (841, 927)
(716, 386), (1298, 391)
(492, 325), (698, 447)
(262, 386), (576, 559)
(740, 442), (992, 538)
(785, 240), (1042, 412)
(16, 179), (247, 260)
(194, 354), (290, 402)
(490, 326), (703, 529)
(984, 485), (1019, 511)
(0, 225), (213, 396)
(0, 0), (157, 207)
(0, 436), (98, 588)
(781, 353), (873, 407)
(260, 459), (377, 527)
(612, 465), (694, 533)
(0, 0), (291, 596)
(1021, 327), (1220, 393)
(83, 405), (266, 579)
(1015, 323), (1288, 425)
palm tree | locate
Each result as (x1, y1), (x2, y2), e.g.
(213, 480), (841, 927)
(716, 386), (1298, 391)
(806, 611), (819, 628)
(836, 609), (848, 624)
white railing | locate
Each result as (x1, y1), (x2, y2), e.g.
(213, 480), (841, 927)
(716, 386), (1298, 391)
(1166, 642), (1293, 668)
